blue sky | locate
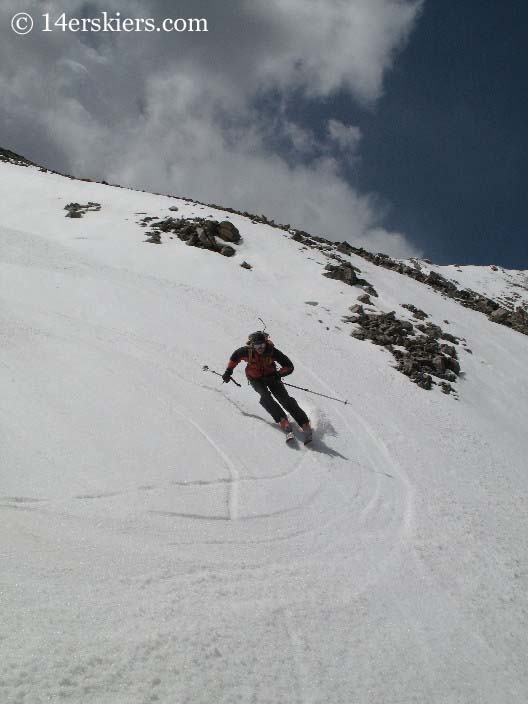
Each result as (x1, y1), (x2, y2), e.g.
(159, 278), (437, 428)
(1, 1), (526, 268)
(344, 0), (528, 268)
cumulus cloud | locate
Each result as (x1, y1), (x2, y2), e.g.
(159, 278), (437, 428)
(0, 0), (423, 257)
(253, 0), (422, 103)
(327, 119), (362, 153)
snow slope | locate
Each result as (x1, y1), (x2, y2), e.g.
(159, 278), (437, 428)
(1, 160), (528, 704)
(415, 258), (528, 311)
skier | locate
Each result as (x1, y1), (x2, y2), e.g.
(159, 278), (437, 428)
(222, 331), (312, 442)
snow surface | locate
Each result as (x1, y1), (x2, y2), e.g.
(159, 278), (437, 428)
(405, 258), (528, 311)
(1, 161), (528, 703)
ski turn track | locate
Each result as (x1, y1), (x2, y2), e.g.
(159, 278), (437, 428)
(170, 406), (241, 521)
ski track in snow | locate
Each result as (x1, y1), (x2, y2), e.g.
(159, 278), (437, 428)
(170, 406), (241, 521)
(126, 363), (320, 529)
(301, 362), (414, 537)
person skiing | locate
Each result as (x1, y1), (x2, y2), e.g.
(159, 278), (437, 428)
(222, 331), (312, 442)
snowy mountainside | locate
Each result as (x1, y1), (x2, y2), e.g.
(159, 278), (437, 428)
(418, 259), (528, 311)
(1, 157), (528, 704)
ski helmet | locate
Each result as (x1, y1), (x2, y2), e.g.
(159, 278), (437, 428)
(248, 331), (267, 345)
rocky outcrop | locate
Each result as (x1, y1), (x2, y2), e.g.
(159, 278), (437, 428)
(0, 148), (36, 167)
(323, 262), (359, 286)
(140, 216), (241, 257)
(401, 303), (429, 320)
(334, 245), (528, 337)
(343, 309), (461, 394)
(216, 221), (241, 243)
(323, 262), (379, 296)
(288, 230), (528, 338)
(64, 202), (101, 218)
(357, 294), (373, 305)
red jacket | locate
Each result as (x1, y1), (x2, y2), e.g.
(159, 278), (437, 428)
(227, 341), (294, 379)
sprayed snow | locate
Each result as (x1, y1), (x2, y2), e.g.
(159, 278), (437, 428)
(1, 162), (528, 703)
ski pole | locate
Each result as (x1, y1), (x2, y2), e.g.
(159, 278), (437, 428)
(282, 381), (348, 405)
(202, 365), (242, 387)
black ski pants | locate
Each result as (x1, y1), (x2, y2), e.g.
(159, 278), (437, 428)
(249, 375), (309, 427)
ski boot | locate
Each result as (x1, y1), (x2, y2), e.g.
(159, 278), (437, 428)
(279, 418), (295, 443)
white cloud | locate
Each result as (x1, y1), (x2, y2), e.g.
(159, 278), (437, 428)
(327, 120), (362, 153)
(281, 121), (318, 155)
(0, 0), (424, 258)
(253, 0), (423, 103)
(360, 228), (423, 259)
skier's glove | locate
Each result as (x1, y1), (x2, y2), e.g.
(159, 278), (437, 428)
(222, 369), (233, 383)
(278, 367), (292, 378)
